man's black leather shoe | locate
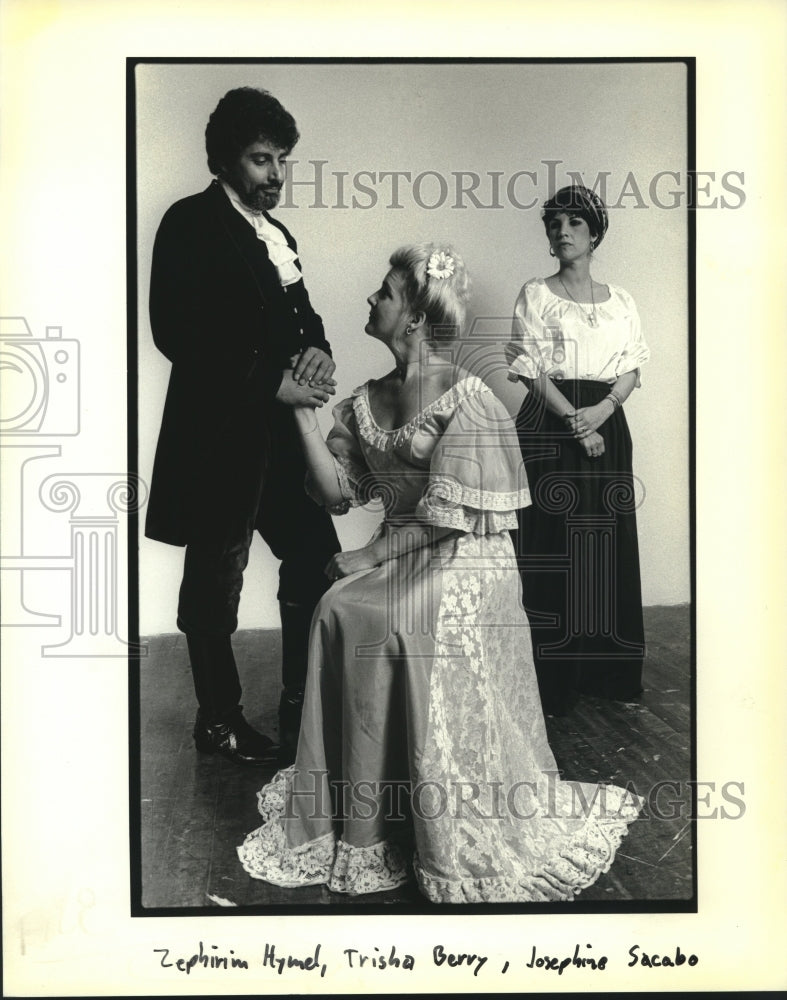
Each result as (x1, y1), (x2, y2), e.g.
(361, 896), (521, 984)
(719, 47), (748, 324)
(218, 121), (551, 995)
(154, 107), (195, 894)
(193, 708), (279, 766)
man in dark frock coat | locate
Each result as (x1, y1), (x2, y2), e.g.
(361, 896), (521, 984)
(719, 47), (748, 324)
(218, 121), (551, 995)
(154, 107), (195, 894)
(146, 87), (340, 766)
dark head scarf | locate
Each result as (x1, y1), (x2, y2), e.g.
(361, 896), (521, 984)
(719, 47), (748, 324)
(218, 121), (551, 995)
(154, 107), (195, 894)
(542, 184), (609, 248)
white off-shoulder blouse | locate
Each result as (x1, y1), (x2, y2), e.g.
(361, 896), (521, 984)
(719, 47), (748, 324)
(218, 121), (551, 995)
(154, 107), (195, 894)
(508, 277), (650, 384)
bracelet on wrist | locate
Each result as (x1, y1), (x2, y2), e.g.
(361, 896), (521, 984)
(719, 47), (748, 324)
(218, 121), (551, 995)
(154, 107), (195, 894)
(606, 392), (622, 410)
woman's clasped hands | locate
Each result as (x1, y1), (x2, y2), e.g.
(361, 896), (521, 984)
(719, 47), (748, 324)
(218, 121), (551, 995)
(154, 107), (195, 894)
(565, 410), (607, 458)
(565, 399), (616, 458)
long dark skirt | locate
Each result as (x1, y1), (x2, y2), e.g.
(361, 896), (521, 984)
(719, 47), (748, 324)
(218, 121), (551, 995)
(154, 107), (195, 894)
(513, 379), (645, 714)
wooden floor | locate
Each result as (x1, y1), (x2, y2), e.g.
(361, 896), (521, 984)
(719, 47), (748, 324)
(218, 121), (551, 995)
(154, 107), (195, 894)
(136, 605), (693, 912)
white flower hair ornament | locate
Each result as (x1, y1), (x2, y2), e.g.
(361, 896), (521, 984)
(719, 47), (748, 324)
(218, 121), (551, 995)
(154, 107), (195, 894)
(426, 250), (455, 280)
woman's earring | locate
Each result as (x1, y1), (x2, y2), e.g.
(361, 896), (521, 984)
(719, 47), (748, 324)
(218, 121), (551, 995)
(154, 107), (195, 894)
(549, 247), (556, 257)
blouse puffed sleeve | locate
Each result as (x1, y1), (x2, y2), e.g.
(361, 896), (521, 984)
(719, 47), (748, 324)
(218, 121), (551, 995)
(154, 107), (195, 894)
(414, 384), (532, 534)
(305, 393), (370, 514)
(613, 287), (650, 386)
(507, 279), (553, 381)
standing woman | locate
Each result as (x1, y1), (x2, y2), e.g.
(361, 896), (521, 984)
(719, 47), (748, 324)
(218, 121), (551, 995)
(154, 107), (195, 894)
(508, 185), (650, 715)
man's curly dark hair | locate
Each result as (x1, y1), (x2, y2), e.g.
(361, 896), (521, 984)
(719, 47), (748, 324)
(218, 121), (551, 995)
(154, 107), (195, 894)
(205, 87), (300, 175)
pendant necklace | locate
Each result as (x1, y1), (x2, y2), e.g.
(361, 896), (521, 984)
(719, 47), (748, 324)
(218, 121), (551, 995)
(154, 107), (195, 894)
(558, 275), (598, 327)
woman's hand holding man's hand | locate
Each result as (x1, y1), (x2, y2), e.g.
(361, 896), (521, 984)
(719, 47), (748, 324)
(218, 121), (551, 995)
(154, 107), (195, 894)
(291, 348), (336, 387)
(277, 350), (337, 408)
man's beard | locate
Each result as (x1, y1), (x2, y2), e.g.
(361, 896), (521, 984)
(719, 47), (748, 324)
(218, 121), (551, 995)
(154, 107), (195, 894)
(241, 185), (282, 213)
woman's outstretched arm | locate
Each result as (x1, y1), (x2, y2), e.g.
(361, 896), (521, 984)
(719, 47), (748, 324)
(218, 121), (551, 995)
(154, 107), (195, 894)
(292, 406), (345, 507)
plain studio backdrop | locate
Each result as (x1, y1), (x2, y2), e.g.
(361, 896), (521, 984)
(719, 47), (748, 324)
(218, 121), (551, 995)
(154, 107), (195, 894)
(136, 60), (689, 636)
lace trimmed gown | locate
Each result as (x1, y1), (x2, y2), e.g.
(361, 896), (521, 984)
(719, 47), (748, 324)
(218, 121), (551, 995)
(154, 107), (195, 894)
(237, 375), (642, 902)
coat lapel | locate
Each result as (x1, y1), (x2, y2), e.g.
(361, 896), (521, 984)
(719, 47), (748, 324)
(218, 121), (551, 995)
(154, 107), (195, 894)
(207, 181), (275, 308)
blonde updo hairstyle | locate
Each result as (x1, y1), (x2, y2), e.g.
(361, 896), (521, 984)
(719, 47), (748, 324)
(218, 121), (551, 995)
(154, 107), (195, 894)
(389, 243), (470, 338)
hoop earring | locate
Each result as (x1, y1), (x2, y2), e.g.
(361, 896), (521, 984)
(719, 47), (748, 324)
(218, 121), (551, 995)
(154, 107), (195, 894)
(549, 247), (556, 257)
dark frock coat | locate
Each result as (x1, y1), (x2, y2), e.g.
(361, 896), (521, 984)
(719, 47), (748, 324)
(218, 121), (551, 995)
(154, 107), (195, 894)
(145, 181), (332, 547)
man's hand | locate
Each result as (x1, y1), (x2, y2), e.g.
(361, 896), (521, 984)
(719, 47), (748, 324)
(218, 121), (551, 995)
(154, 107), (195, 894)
(276, 375), (335, 408)
(291, 347), (336, 386)
(324, 547), (379, 582)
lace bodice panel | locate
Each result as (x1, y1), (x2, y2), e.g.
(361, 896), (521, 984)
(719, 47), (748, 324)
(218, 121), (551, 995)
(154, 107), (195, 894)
(309, 375), (531, 532)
